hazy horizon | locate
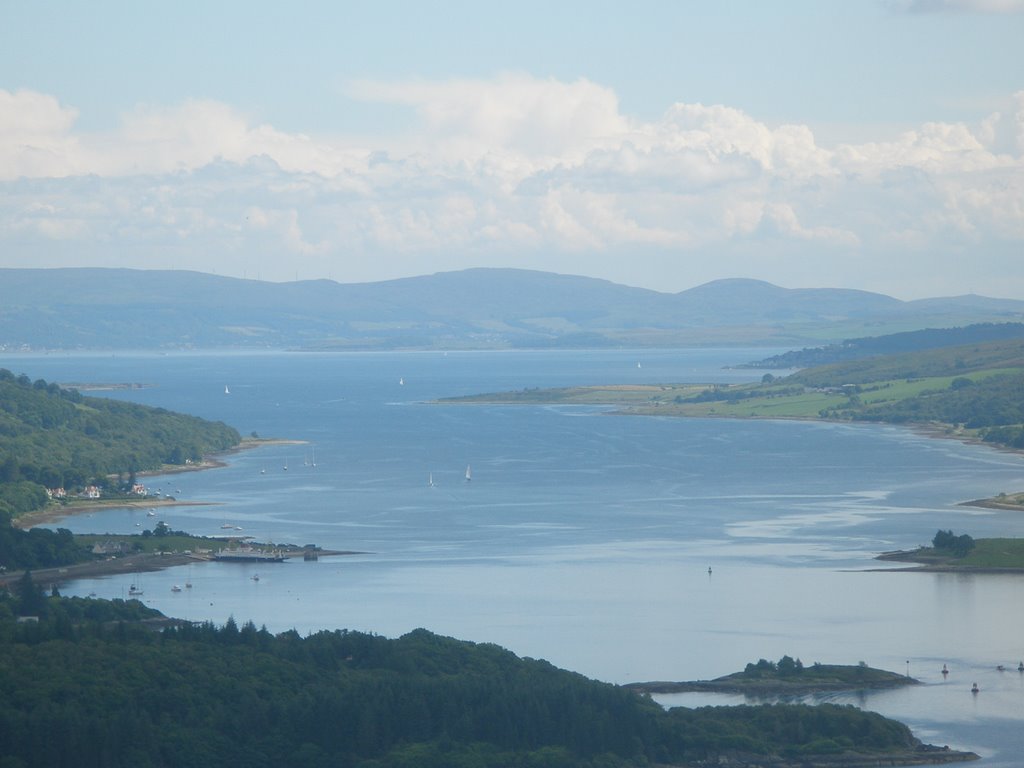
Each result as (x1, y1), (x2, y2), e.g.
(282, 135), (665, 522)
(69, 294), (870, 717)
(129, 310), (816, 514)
(2, 1), (1023, 301)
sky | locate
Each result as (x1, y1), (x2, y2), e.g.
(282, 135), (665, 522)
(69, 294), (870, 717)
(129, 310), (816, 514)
(1, 0), (1022, 300)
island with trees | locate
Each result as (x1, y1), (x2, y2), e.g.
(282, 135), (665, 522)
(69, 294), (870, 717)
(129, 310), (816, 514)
(627, 655), (919, 696)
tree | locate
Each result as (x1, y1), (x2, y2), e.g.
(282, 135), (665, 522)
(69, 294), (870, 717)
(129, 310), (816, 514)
(932, 529), (975, 557)
(15, 570), (47, 617)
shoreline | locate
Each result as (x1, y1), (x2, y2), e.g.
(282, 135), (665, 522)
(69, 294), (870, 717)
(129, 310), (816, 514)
(0, 547), (364, 589)
(873, 545), (1024, 573)
(14, 499), (218, 531)
(627, 678), (919, 695)
(13, 436), (308, 531)
(7, 435), (362, 587)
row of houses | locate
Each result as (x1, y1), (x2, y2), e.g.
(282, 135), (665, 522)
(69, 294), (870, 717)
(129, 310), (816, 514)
(45, 483), (148, 500)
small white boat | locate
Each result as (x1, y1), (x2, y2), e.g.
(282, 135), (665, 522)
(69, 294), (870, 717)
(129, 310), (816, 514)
(428, 472), (435, 487)
(171, 585), (182, 593)
(224, 385), (230, 395)
(399, 377), (404, 386)
(251, 574), (260, 582)
(465, 464), (472, 482)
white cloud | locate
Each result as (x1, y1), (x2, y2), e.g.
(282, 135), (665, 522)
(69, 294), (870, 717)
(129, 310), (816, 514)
(348, 73), (630, 165)
(0, 77), (1022, 296)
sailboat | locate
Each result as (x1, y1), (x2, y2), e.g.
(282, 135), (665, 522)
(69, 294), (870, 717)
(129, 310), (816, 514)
(224, 385), (230, 395)
(428, 472), (435, 487)
(465, 464), (472, 482)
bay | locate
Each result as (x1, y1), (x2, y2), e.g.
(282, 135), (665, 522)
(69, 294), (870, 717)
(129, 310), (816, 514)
(6, 348), (1024, 764)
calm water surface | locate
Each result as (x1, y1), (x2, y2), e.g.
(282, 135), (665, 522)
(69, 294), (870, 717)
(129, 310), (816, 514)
(6, 349), (1024, 764)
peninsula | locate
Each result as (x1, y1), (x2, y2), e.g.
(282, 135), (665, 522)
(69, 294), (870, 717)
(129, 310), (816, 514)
(0, 524), (361, 590)
(876, 530), (1024, 572)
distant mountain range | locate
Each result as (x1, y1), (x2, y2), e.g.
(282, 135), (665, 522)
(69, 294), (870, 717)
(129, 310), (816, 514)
(2, 267), (1023, 351)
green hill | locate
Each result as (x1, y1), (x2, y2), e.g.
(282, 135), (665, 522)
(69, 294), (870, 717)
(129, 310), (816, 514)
(0, 368), (240, 518)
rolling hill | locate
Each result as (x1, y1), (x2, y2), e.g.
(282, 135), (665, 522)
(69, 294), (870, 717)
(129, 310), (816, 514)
(2, 267), (1023, 351)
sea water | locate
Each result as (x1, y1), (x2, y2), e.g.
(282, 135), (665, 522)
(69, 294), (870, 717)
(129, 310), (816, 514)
(6, 348), (1024, 764)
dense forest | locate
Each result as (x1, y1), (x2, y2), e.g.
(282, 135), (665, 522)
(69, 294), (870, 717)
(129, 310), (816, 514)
(744, 322), (1024, 369)
(0, 368), (240, 516)
(0, 517), (88, 571)
(0, 590), (959, 768)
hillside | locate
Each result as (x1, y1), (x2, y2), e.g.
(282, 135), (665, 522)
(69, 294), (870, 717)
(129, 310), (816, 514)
(0, 595), (976, 768)
(742, 322), (1024, 369)
(0, 368), (240, 520)
(2, 267), (1023, 350)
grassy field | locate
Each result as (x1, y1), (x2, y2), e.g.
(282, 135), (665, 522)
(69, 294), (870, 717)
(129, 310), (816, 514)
(74, 532), (224, 555)
(880, 538), (1024, 569)
(959, 538), (1024, 568)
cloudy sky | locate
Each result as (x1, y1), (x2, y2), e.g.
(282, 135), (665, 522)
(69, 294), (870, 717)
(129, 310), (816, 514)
(1, 0), (1022, 299)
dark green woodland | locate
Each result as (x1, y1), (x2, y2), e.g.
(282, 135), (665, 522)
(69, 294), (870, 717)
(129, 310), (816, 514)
(0, 588), (952, 768)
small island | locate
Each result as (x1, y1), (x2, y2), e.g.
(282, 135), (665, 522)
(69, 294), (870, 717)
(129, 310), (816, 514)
(627, 655), (919, 696)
